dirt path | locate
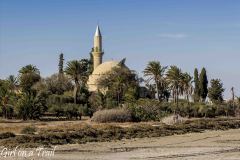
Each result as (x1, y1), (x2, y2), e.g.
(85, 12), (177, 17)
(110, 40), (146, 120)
(2, 129), (239, 160)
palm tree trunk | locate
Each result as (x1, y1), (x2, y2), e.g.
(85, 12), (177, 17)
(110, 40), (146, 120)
(187, 93), (190, 104)
(155, 80), (160, 101)
(2, 106), (6, 119)
(172, 90), (175, 103)
(174, 90), (177, 103)
(176, 88), (179, 113)
(73, 81), (80, 104)
(117, 90), (120, 106)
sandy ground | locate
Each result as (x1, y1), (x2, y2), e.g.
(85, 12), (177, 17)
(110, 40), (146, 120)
(1, 129), (239, 160)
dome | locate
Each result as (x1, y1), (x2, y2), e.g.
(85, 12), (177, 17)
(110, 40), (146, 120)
(92, 61), (119, 75)
(87, 60), (129, 92)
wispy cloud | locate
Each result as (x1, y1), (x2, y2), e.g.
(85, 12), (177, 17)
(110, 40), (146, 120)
(157, 33), (188, 39)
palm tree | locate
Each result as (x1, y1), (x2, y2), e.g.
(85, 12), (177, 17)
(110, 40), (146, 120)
(0, 80), (11, 118)
(166, 66), (182, 110)
(1, 95), (8, 119)
(0, 85), (7, 118)
(143, 61), (167, 101)
(65, 60), (88, 104)
(181, 72), (193, 103)
(18, 65), (40, 94)
(7, 75), (18, 92)
(19, 65), (40, 75)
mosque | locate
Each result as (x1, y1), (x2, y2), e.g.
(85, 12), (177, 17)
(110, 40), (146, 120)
(87, 26), (130, 92)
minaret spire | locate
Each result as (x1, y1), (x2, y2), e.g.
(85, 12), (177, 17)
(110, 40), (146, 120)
(95, 25), (101, 37)
(92, 25), (104, 70)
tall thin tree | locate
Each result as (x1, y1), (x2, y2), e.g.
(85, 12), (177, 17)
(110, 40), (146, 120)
(199, 67), (208, 102)
(58, 53), (64, 80)
(231, 87), (235, 105)
(193, 68), (200, 102)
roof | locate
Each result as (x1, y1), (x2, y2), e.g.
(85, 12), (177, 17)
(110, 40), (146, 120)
(92, 61), (119, 75)
(87, 60), (129, 91)
(94, 25), (101, 37)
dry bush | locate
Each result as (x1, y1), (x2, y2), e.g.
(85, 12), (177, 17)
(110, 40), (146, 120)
(91, 108), (132, 123)
(21, 126), (37, 135)
(161, 114), (187, 125)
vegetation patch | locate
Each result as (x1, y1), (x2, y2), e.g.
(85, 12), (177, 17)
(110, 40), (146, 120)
(21, 126), (37, 135)
(91, 108), (132, 123)
(1, 118), (239, 148)
(0, 132), (15, 139)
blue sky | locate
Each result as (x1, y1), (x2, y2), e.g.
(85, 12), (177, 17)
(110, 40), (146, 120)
(0, 0), (240, 98)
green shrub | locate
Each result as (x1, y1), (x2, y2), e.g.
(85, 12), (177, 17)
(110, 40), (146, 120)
(127, 98), (240, 119)
(128, 104), (169, 122)
(126, 99), (170, 122)
(48, 103), (83, 119)
(1, 104), (15, 119)
(79, 104), (91, 116)
(198, 104), (216, 117)
(105, 97), (118, 109)
(214, 103), (236, 117)
(21, 126), (37, 135)
(48, 94), (74, 105)
(88, 92), (104, 112)
(48, 104), (65, 117)
(91, 108), (132, 123)
(64, 104), (82, 119)
(16, 91), (48, 120)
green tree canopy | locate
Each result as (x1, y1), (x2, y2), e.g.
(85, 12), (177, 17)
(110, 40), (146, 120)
(45, 73), (73, 95)
(18, 65), (41, 94)
(98, 66), (139, 106)
(208, 79), (225, 104)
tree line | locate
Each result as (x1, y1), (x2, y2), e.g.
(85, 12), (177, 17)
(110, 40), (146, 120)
(0, 54), (239, 120)
(143, 61), (226, 105)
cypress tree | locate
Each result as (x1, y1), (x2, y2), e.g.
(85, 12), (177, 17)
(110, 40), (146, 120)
(199, 67), (208, 102)
(58, 53), (64, 80)
(58, 53), (64, 75)
(193, 68), (200, 102)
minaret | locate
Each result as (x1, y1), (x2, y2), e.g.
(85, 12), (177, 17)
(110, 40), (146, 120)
(92, 25), (104, 70)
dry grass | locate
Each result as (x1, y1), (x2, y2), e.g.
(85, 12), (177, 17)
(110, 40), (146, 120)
(0, 117), (239, 148)
(91, 108), (132, 123)
(0, 118), (90, 134)
(0, 123), (30, 134)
